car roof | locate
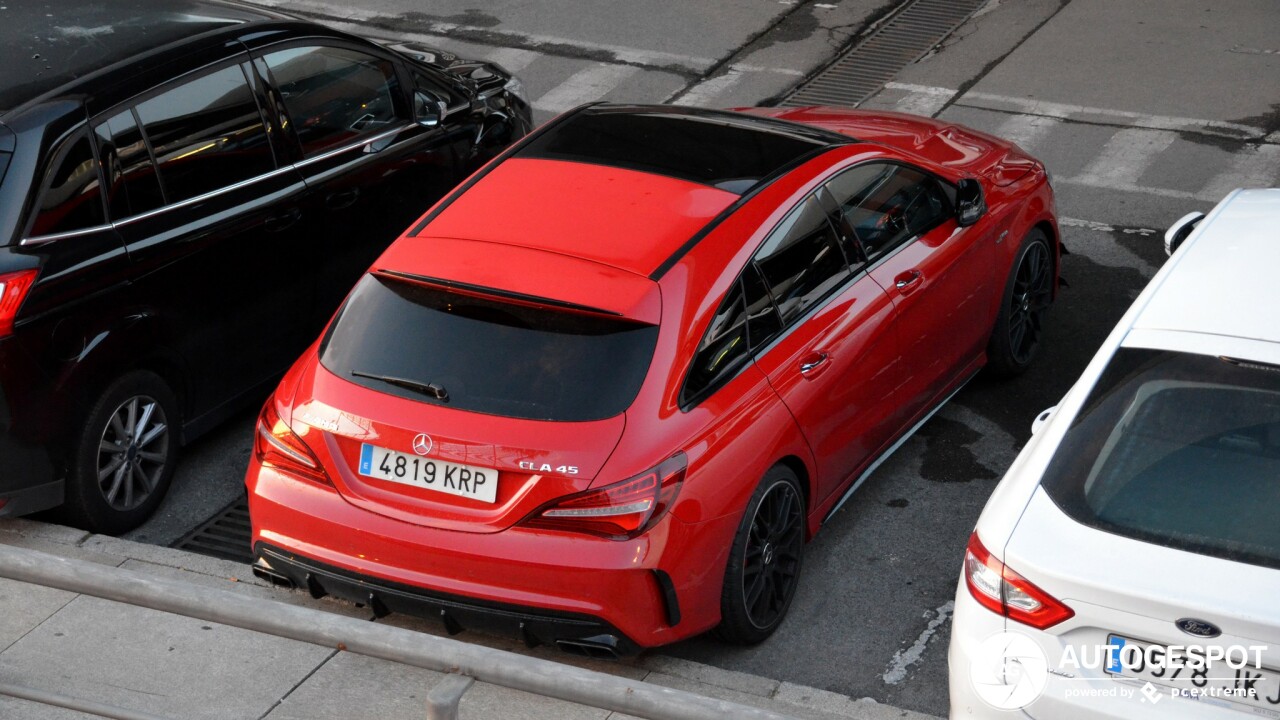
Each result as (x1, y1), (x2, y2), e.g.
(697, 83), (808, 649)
(417, 157), (742, 277)
(413, 105), (849, 278)
(1, 0), (282, 114)
(1129, 188), (1280, 349)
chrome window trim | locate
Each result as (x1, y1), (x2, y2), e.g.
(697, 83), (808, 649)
(294, 124), (411, 168)
(21, 125), (412, 246)
(19, 225), (114, 247)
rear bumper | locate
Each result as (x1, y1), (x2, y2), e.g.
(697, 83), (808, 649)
(248, 463), (736, 651)
(0, 340), (62, 511)
(255, 542), (640, 657)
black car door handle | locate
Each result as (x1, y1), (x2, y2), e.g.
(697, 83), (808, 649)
(264, 208), (301, 232)
(326, 189), (359, 210)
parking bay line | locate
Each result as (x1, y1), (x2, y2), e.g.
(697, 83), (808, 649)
(883, 601), (954, 685)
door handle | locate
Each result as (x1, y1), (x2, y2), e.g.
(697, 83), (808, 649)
(799, 351), (829, 375)
(326, 189), (359, 210)
(894, 270), (923, 292)
(264, 208), (301, 232)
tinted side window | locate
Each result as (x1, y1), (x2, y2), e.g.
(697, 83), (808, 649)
(742, 265), (781, 348)
(826, 163), (951, 263)
(263, 46), (406, 158)
(29, 129), (105, 237)
(94, 109), (166, 220)
(135, 64), (275, 203)
(685, 280), (750, 401)
(753, 196), (850, 325)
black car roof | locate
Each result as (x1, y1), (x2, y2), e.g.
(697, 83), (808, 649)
(515, 105), (852, 194)
(1, 0), (283, 114)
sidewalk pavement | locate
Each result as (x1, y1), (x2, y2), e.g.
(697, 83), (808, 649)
(0, 519), (939, 720)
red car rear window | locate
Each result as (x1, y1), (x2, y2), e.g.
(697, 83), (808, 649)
(320, 274), (659, 422)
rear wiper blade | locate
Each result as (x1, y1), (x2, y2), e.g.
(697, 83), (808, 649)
(351, 371), (449, 402)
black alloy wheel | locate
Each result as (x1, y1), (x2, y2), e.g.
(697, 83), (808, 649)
(987, 230), (1054, 376)
(716, 465), (805, 644)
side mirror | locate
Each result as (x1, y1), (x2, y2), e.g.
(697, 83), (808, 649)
(1031, 406), (1056, 435)
(956, 178), (986, 227)
(415, 91), (447, 128)
(1164, 211), (1205, 256)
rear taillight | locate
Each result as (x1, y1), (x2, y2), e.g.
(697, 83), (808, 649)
(254, 396), (330, 485)
(0, 269), (38, 338)
(965, 532), (1073, 629)
(523, 453), (687, 539)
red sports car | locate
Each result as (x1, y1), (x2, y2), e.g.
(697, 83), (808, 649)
(247, 104), (1059, 656)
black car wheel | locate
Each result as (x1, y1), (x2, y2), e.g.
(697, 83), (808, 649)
(62, 371), (180, 534)
(987, 229), (1054, 377)
(716, 465), (805, 644)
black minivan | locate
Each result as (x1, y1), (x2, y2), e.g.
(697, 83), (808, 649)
(0, 1), (531, 533)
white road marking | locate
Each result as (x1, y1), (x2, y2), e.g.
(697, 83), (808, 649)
(883, 601), (953, 685)
(1073, 128), (1178, 187)
(993, 113), (1059, 153)
(534, 63), (641, 114)
(883, 82), (957, 98)
(727, 63), (806, 77)
(883, 82), (957, 117)
(1059, 218), (1160, 275)
(962, 90), (1269, 140)
(483, 47), (541, 74)
(1199, 144), (1280, 200)
(1059, 217), (1158, 236)
(672, 69), (744, 106)
(249, 0), (718, 72)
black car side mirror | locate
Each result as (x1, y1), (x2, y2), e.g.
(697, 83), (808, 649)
(956, 178), (986, 227)
(415, 91), (447, 128)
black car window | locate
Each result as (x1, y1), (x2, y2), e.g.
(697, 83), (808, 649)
(742, 264), (782, 349)
(93, 109), (166, 220)
(752, 195), (851, 326)
(28, 129), (105, 238)
(1042, 349), (1280, 571)
(135, 64), (275, 204)
(321, 274), (658, 422)
(263, 46), (407, 158)
(685, 279), (750, 402)
(825, 163), (952, 263)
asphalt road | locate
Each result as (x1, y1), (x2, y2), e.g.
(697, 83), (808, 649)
(106, 0), (1280, 716)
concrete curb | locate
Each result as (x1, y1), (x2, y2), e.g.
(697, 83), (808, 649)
(0, 518), (940, 720)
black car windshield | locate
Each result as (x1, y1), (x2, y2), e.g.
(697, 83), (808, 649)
(320, 274), (659, 422)
(1041, 348), (1280, 570)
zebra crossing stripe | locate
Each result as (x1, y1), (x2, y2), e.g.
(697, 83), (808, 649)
(993, 114), (1059, 154)
(1199, 144), (1280, 200)
(483, 47), (542, 74)
(1073, 129), (1178, 188)
(534, 64), (642, 115)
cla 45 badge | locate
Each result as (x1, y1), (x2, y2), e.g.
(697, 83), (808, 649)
(519, 461), (579, 475)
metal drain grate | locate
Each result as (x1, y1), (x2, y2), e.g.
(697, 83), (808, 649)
(173, 497), (253, 563)
(781, 0), (986, 108)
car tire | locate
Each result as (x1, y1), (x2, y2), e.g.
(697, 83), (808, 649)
(60, 371), (180, 535)
(986, 229), (1054, 377)
(715, 464), (805, 645)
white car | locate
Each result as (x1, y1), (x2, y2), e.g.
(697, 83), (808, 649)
(948, 188), (1280, 719)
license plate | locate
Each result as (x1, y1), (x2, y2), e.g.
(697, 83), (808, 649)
(1107, 634), (1280, 715)
(358, 443), (497, 503)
